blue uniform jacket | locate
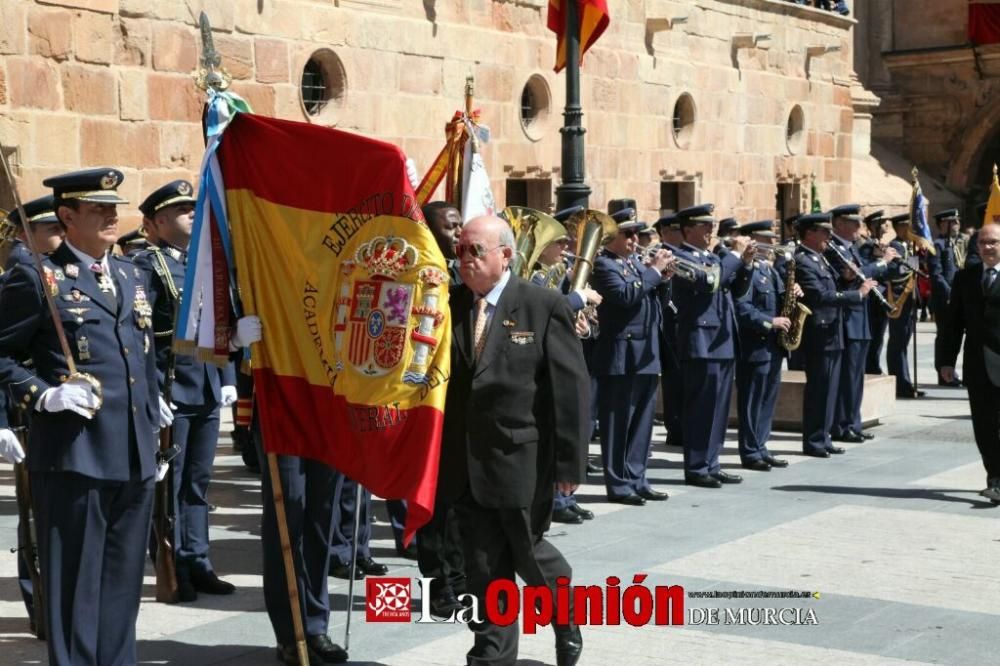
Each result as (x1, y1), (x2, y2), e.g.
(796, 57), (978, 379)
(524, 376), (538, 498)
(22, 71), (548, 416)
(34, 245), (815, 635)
(928, 236), (959, 305)
(0, 242), (160, 481)
(824, 235), (888, 341)
(134, 244), (235, 406)
(670, 244), (751, 361)
(530, 263), (586, 312)
(794, 245), (862, 353)
(590, 249), (664, 375)
(735, 261), (784, 363)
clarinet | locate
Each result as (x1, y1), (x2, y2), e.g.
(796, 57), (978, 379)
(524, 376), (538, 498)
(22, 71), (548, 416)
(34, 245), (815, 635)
(827, 242), (896, 314)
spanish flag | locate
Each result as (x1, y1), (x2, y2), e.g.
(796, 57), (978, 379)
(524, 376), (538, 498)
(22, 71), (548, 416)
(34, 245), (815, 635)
(185, 107), (450, 542)
(548, 0), (610, 73)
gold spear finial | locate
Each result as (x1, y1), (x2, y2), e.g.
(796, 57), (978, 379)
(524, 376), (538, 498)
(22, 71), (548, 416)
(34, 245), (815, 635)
(195, 12), (231, 92)
(911, 166), (919, 180)
(465, 71), (475, 117)
(993, 163), (997, 177)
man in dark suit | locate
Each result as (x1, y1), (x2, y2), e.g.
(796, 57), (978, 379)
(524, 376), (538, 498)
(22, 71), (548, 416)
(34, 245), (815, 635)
(928, 209), (963, 386)
(654, 213), (685, 448)
(886, 214), (926, 398)
(438, 215), (589, 666)
(591, 203), (673, 504)
(734, 221), (794, 471)
(134, 180), (239, 602)
(794, 213), (875, 457)
(940, 223), (1000, 501)
(671, 204), (754, 487)
(0, 168), (174, 664)
(824, 204), (896, 442)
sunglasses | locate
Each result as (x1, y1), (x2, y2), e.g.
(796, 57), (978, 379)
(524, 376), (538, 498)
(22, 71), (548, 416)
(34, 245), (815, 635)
(456, 242), (503, 259)
(620, 230), (638, 239)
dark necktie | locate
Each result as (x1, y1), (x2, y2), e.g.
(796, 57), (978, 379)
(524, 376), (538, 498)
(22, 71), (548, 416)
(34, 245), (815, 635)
(985, 267), (997, 294)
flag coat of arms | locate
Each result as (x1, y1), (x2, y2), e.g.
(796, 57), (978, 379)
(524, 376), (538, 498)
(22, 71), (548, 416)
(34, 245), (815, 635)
(183, 110), (450, 541)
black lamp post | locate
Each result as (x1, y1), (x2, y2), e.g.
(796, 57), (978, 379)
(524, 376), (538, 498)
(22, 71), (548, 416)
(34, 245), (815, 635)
(554, 0), (592, 211)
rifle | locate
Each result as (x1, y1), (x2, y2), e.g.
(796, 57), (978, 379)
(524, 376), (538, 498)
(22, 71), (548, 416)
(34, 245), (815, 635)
(152, 254), (182, 603)
(10, 418), (45, 639)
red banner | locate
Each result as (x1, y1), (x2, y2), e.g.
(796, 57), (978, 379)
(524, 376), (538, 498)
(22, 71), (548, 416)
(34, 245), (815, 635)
(970, 3), (1000, 44)
(548, 0), (610, 72)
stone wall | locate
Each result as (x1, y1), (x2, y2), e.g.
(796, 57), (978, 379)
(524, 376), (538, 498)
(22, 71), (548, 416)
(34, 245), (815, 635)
(1, 0), (860, 227)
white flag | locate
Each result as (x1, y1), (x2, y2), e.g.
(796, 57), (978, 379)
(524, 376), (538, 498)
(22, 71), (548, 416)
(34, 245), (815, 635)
(460, 122), (496, 223)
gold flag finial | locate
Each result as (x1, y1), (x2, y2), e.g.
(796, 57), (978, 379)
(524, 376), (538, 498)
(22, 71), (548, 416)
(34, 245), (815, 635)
(993, 163), (998, 178)
(195, 12), (231, 92)
(911, 166), (919, 180)
(465, 72), (475, 117)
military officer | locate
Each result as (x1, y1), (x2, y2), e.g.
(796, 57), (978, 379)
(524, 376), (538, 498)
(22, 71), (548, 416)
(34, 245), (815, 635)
(654, 213), (684, 448)
(929, 209), (963, 386)
(134, 180), (239, 602)
(794, 213), (876, 457)
(0, 168), (175, 664)
(671, 204), (754, 487)
(886, 213), (926, 398)
(734, 221), (794, 471)
(3, 195), (64, 269)
(824, 204), (897, 442)
(860, 211), (890, 374)
(115, 228), (149, 256)
(590, 202), (673, 505)
(0, 195), (63, 635)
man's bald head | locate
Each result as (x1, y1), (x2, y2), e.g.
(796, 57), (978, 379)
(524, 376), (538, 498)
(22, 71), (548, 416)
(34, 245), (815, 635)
(458, 215), (515, 295)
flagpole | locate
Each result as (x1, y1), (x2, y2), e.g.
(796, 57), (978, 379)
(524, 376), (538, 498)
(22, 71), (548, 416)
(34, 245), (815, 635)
(196, 11), (311, 665)
(910, 166), (920, 398)
(343, 482), (363, 651)
(555, 0), (591, 211)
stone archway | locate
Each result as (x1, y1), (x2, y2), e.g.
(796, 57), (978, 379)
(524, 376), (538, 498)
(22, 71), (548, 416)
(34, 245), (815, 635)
(948, 100), (1000, 195)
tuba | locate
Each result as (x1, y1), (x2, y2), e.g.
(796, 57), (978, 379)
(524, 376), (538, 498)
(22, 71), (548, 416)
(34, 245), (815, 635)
(568, 209), (618, 293)
(777, 254), (811, 351)
(502, 206), (568, 279)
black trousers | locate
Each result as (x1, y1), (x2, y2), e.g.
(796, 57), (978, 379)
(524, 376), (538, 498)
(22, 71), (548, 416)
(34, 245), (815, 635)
(417, 500), (466, 598)
(33, 471), (154, 666)
(455, 492), (572, 666)
(255, 430), (336, 645)
(967, 376), (1000, 482)
(802, 349), (842, 453)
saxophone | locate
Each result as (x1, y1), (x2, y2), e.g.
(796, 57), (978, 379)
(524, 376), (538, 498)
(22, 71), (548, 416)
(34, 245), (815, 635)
(778, 254), (811, 351)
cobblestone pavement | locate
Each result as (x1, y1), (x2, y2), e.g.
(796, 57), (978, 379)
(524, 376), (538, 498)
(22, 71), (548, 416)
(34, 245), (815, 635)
(1, 322), (995, 665)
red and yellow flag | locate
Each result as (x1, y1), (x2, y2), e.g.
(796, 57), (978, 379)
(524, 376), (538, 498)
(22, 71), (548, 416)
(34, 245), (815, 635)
(218, 114), (450, 542)
(984, 164), (1000, 226)
(548, 0), (610, 73)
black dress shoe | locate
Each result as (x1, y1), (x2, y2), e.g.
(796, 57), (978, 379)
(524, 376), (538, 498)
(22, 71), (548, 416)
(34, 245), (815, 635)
(569, 504), (595, 520)
(329, 561), (364, 580)
(938, 377), (962, 387)
(554, 625), (583, 666)
(803, 449), (831, 458)
(552, 506), (584, 524)
(837, 432), (864, 443)
(307, 634), (349, 664)
(357, 557), (388, 576)
(429, 589), (465, 619)
(897, 389), (926, 398)
(763, 455), (789, 468)
(586, 460), (602, 474)
(637, 487), (669, 501)
(395, 543), (419, 560)
(608, 493), (646, 506)
(712, 470), (742, 484)
(741, 459), (771, 472)
(827, 446), (846, 455)
(855, 431), (874, 441)
(191, 571), (236, 595)
(685, 474), (722, 488)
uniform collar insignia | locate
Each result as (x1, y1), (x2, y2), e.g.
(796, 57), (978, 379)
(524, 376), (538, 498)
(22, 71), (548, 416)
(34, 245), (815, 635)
(65, 264), (79, 278)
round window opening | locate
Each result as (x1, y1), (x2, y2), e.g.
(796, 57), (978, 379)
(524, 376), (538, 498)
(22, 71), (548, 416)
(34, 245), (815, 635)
(300, 49), (347, 123)
(672, 93), (696, 149)
(519, 74), (551, 142)
(787, 105), (806, 155)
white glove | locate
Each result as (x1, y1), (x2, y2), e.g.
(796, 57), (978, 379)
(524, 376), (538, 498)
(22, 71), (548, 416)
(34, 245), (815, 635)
(230, 315), (262, 349)
(0, 429), (25, 464)
(158, 395), (174, 428)
(37, 377), (100, 419)
(220, 385), (238, 407)
(155, 461), (169, 482)
(405, 157), (420, 189)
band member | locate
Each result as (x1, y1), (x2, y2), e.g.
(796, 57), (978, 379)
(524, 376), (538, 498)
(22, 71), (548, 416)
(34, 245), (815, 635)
(940, 224), (1000, 501)
(794, 213), (876, 457)
(714, 217), (739, 255)
(591, 205), (673, 504)
(734, 221), (794, 470)
(671, 203), (753, 487)
(438, 215), (589, 666)
(825, 204), (896, 442)
(929, 209), (963, 386)
(654, 213), (684, 448)
(0, 168), (173, 664)
(135, 180), (238, 601)
(860, 211), (890, 374)
(886, 213), (925, 398)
